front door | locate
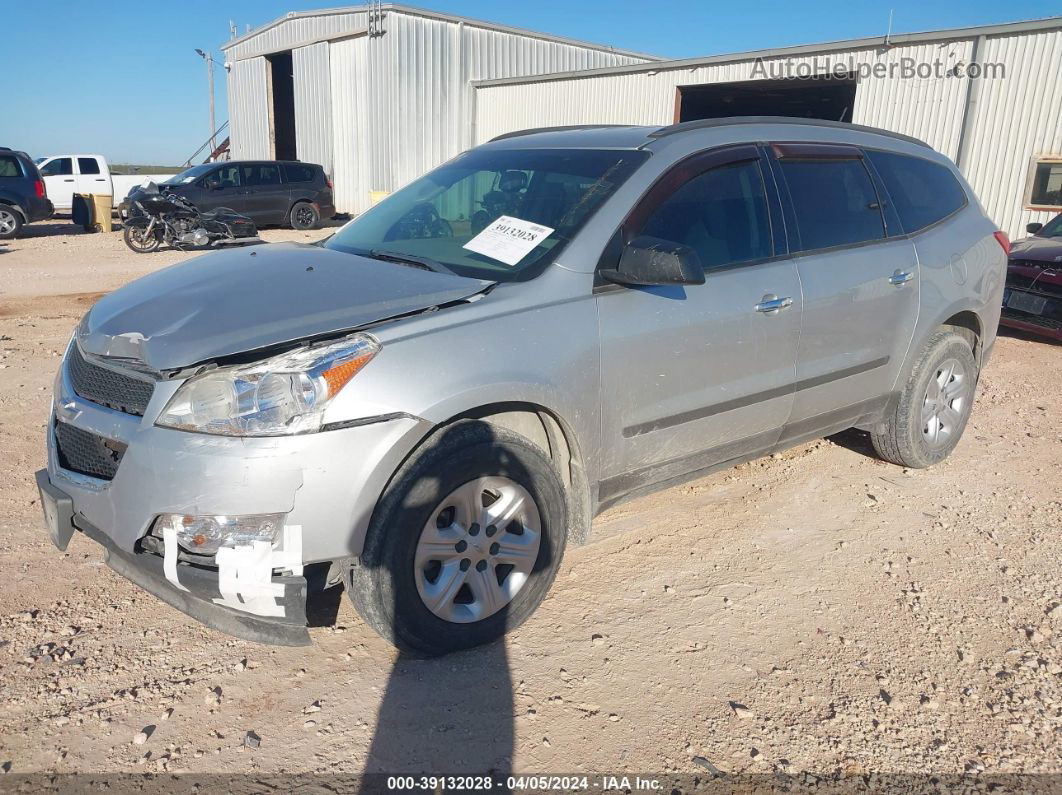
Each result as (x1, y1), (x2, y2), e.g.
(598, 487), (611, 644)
(197, 164), (243, 214)
(596, 146), (802, 500)
(39, 157), (75, 209)
(769, 144), (920, 425)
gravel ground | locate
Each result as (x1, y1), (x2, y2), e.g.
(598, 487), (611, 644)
(0, 219), (1059, 782)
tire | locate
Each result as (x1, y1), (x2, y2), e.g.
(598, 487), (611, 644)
(289, 202), (319, 230)
(871, 330), (978, 468)
(0, 206), (23, 240)
(122, 224), (161, 253)
(348, 420), (568, 656)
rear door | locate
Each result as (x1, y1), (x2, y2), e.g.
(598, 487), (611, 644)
(770, 143), (919, 426)
(238, 162), (289, 224)
(39, 157), (75, 209)
(76, 157), (109, 197)
(596, 145), (802, 497)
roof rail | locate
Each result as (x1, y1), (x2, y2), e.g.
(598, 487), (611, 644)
(649, 116), (931, 148)
(489, 124), (635, 142)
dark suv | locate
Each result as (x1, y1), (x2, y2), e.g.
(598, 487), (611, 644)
(0, 147), (54, 239)
(143, 160), (335, 230)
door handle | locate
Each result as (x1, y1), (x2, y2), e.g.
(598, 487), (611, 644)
(63, 178), (75, 182)
(755, 294), (793, 314)
(889, 270), (914, 285)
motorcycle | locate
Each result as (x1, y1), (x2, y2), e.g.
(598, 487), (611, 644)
(121, 182), (259, 253)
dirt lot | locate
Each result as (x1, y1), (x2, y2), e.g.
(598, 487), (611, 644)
(0, 220), (1059, 781)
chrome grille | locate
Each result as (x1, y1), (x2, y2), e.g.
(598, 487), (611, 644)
(68, 345), (154, 416)
(54, 421), (126, 481)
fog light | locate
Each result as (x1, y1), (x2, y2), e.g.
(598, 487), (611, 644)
(153, 513), (286, 555)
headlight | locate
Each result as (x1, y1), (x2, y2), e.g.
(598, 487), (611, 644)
(154, 513), (285, 555)
(156, 334), (379, 436)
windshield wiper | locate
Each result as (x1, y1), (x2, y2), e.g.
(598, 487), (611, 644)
(368, 249), (457, 276)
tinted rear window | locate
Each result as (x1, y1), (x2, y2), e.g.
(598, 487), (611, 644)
(77, 157), (101, 175)
(0, 156), (21, 178)
(866, 150), (967, 234)
(780, 159), (885, 251)
(242, 164), (281, 186)
(284, 164), (317, 183)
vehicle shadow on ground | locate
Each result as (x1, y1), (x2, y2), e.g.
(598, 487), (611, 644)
(826, 427), (878, 459)
(16, 222), (90, 239)
(359, 421), (548, 782)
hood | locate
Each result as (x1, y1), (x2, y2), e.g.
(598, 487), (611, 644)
(79, 243), (491, 371)
(1010, 235), (1062, 264)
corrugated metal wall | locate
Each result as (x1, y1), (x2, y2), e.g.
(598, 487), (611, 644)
(328, 12), (649, 214)
(473, 42), (974, 156)
(961, 29), (1062, 236)
(227, 57), (271, 160)
(225, 7), (651, 216)
(329, 35), (373, 213)
(473, 30), (1062, 237)
(293, 42), (334, 174)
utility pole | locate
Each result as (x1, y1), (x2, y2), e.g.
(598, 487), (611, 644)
(195, 49), (216, 159)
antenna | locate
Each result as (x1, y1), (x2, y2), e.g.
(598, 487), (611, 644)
(885, 9), (894, 46)
(229, 19), (237, 39)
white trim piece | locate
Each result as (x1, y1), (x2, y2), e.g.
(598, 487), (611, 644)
(211, 525), (303, 617)
(162, 525), (190, 592)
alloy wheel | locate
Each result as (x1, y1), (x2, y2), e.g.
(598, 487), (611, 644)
(0, 209), (16, 235)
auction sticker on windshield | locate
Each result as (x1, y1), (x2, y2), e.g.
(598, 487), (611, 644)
(463, 215), (554, 266)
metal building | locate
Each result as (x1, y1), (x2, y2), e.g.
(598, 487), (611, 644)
(473, 17), (1062, 238)
(222, 4), (657, 215)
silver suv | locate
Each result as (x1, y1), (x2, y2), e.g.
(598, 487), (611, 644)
(36, 118), (1007, 655)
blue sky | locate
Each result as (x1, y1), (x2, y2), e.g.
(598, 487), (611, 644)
(4, 0), (1058, 164)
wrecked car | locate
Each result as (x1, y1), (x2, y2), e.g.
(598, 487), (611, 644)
(1000, 213), (1062, 342)
(37, 118), (1006, 655)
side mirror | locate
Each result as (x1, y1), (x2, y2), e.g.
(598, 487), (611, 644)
(601, 236), (705, 286)
(1026, 222), (1043, 234)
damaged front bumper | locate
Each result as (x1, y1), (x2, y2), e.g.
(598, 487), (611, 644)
(37, 352), (431, 645)
(37, 469), (312, 645)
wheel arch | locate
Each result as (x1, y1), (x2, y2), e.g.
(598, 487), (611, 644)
(0, 199), (28, 222)
(939, 309), (983, 363)
(371, 399), (594, 551)
(286, 197), (315, 218)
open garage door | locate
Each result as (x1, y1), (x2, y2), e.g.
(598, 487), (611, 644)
(676, 76), (857, 123)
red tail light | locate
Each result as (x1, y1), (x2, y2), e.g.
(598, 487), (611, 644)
(993, 231), (1010, 256)
(34, 179), (45, 199)
(325, 174), (333, 189)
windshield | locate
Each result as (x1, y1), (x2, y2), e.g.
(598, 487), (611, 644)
(1036, 213), (1062, 238)
(324, 148), (648, 281)
(160, 164), (214, 186)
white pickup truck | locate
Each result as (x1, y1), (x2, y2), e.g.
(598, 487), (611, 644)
(33, 154), (173, 211)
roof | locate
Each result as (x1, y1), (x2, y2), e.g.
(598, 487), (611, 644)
(472, 15), (1062, 88)
(483, 117), (933, 150)
(221, 3), (662, 61)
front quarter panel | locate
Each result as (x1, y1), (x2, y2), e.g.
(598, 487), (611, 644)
(323, 265), (602, 481)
